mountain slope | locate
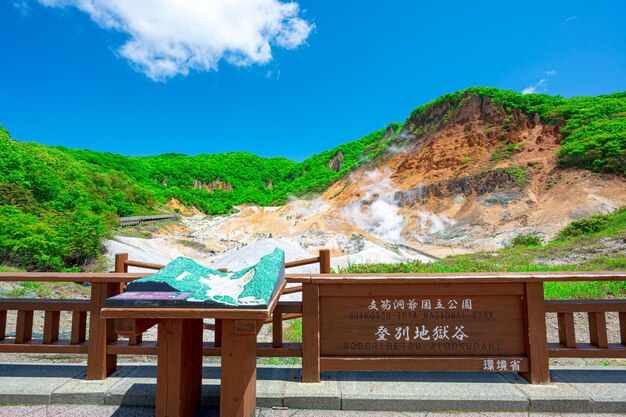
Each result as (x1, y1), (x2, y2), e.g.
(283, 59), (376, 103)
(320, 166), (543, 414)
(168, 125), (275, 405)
(1, 87), (625, 270)
(324, 89), (626, 250)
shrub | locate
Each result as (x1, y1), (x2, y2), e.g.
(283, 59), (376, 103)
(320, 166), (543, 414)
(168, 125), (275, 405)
(558, 216), (609, 238)
(510, 234), (542, 247)
(505, 165), (530, 186)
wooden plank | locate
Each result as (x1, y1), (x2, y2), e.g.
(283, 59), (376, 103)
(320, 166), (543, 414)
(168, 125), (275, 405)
(266, 280), (287, 317)
(620, 312), (626, 345)
(214, 319), (222, 348)
(87, 282), (120, 380)
(272, 312), (283, 348)
(548, 343), (626, 358)
(128, 335), (142, 345)
(0, 299), (90, 311)
(101, 307), (272, 320)
(319, 293), (525, 357)
(15, 310), (33, 343)
(107, 340), (158, 355)
(156, 319), (203, 417)
(588, 312), (609, 348)
(0, 339), (88, 354)
(0, 310), (6, 342)
(124, 260), (165, 271)
(274, 302), (302, 314)
(114, 318), (158, 336)
(1, 270), (625, 284)
(319, 283), (526, 297)
(0, 273), (149, 283)
(256, 343), (302, 357)
(302, 283), (320, 383)
(221, 319), (258, 417)
(520, 282), (550, 384)
(284, 274), (312, 284)
(285, 257), (320, 269)
(115, 253), (129, 273)
(319, 249), (331, 274)
(106, 341), (303, 358)
(308, 271), (626, 284)
(71, 311), (87, 344)
(115, 253), (129, 293)
(546, 300), (626, 313)
(43, 311), (60, 344)
(557, 312), (576, 348)
(282, 286), (303, 295)
(320, 356), (529, 372)
(264, 313), (301, 324)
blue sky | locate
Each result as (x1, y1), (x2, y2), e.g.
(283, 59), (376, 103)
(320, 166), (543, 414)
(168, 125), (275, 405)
(1, 0), (625, 161)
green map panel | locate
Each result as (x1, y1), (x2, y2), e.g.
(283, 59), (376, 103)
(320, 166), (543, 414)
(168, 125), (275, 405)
(125, 248), (285, 307)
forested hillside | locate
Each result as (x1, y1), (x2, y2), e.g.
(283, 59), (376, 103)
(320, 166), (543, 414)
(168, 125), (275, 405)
(0, 123), (397, 270)
(1, 87), (624, 271)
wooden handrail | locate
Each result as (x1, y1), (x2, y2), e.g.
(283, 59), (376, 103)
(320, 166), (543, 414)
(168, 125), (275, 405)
(304, 271), (626, 284)
(0, 272), (150, 283)
(285, 257), (320, 269)
(282, 285), (303, 295)
(545, 299), (626, 312)
(124, 260), (166, 270)
(0, 299), (90, 311)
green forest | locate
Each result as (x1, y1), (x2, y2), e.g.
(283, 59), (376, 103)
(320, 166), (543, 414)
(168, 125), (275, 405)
(0, 87), (624, 271)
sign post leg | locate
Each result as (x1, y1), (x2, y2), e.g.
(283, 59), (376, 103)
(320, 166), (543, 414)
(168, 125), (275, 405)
(155, 319), (203, 417)
(521, 282), (550, 384)
(302, 283), (320, 382)
(220, 319), (258, 417)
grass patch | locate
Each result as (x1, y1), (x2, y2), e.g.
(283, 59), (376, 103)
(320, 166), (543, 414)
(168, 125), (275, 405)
(284, 318), (303, 342)
(175, 239), (213, 253)
(0, 265), (24, 272)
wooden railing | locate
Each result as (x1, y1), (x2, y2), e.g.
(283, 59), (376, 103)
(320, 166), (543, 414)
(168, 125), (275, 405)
(1, 257), (624, 383)
(0, 249), (330, 379)
(546, 299), (626, 358)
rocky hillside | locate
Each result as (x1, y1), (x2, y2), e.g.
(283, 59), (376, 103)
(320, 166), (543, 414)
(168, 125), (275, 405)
(324, 90), (626, 250)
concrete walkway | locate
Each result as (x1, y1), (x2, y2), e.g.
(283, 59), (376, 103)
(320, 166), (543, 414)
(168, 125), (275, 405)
(0, 364), (624, 415)
(0, 407), (625, 417)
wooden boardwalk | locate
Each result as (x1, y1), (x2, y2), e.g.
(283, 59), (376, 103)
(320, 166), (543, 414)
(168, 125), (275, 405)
(120, 214), (179, 227)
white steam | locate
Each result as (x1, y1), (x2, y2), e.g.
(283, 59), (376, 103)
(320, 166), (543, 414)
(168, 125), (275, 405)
(341, 170), (456, 244)
(341, 169), (405, 243)
(417, 210), (455, 233)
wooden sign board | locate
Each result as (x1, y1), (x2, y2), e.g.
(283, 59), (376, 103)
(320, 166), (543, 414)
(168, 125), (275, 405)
(317, 283), (530, 373)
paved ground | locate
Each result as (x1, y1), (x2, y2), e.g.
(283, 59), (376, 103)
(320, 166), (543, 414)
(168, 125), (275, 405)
(0, 364), (624, 415)
(0, 407), (625, 417)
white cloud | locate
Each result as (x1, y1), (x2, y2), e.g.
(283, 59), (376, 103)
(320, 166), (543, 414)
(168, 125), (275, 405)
(13, 1), (31, 15)
(563, 16), (578, 25)
(522, 79), (546, 95)
(38, 0), (314, 81)
(522, 70), (557, 95)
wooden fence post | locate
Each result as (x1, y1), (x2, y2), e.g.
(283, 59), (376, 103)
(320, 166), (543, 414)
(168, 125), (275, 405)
(115, 253), (129, 293)
(521, 282), (550, 384)
(319, 249), (331, 274)
(87, 282), (120, 380)
(302, 283), (320, 382)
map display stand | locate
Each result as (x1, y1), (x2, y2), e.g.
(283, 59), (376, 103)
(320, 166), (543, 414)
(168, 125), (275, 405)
(102, 249), (286, 417)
